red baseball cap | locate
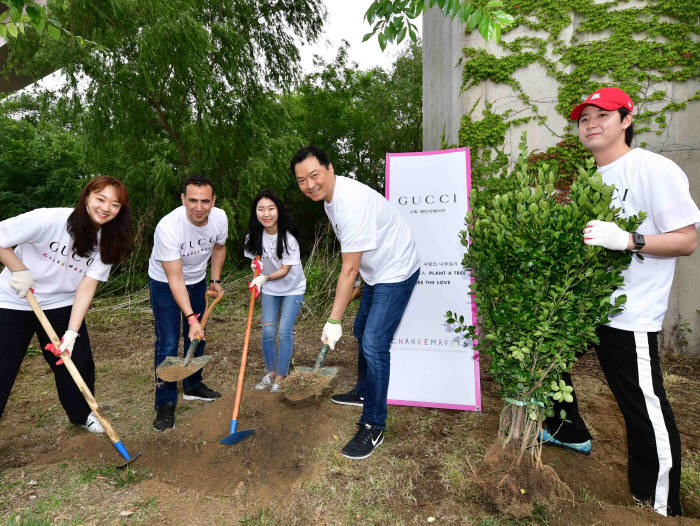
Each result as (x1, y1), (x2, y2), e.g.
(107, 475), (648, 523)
(569, 87), (634, 121)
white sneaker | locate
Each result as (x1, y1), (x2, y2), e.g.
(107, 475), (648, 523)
(81, 411), (105, 434)
(255, 374), (273, 390)
(270, 383), (280, 393)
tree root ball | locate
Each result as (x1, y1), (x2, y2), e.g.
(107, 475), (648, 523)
(475, 443), (574, 517)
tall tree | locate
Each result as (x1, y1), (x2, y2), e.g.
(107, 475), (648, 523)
(4, 0), (325, 245)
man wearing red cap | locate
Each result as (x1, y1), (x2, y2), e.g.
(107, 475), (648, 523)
(540, 87), (700, 516)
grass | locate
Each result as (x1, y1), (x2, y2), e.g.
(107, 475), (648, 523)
(681, 451), (700, 513)
(237, 508), (280, 525)
(0, 461), (157, 526)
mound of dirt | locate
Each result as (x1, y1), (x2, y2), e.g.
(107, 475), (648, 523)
(280, 370), (336, 405)
(35, 389), (346, 501)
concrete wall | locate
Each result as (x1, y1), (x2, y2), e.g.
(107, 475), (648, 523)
(423, 6), (700, 353)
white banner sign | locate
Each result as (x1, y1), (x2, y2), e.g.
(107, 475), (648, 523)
(385, 148), (480, 411)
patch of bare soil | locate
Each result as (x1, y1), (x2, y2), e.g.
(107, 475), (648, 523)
(35, 389), (341, 499)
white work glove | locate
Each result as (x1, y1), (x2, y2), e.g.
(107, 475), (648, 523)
(59, 329), (79, 355)
(9, 269), (34, 298)
(45, 329), (79, 365)
(251, 259), (263, 274)
(583, 220), (630, 251)
(354, 278), (362, 289)
(322, 319), (342, 350)
(248, 274), (269, 298)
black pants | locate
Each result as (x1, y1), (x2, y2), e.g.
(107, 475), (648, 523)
(0, 306), (94, 425)
(545, 325), (682, 516)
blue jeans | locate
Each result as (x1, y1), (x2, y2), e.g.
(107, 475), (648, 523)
(353, 269), (419, 429)
(149, 277), (207, 409)
(261, 293), (304, 376)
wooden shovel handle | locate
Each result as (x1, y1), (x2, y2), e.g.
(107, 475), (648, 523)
(183, 289), (223, 366)
(25, 291), (121, 445)
(200, 289), (224, 330)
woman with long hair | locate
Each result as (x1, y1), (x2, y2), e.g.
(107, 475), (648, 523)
(245, 189), (306, 393)
(0, 176), (134, 432)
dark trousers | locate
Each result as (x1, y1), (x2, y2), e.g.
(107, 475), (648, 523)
(352, 269), (419, 429)
(0, 306), (94, 425)
(545, 325), (682, 516)
(149, 277), (207, 409)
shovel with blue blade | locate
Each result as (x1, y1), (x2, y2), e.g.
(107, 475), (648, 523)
(26, 291), (141, 468)
(220, 259), (259, 445)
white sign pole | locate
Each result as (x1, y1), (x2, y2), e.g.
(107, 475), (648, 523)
(385, 148), (480, 411)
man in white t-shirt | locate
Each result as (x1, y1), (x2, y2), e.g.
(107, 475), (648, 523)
(541, 87), (700, 517)
(148, 175), (228, 431)
(291, 145), (421, 460)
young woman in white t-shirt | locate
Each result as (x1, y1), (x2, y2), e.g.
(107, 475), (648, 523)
(244, 189), (306, 393)
(0, 176), (134, 433)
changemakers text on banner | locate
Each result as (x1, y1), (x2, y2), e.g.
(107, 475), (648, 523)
(385, 147), (480, 411)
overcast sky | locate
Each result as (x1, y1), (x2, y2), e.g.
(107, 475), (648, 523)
(299, 0), (421, 72)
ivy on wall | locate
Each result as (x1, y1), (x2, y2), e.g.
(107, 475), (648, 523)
(454, 0), (700, 207)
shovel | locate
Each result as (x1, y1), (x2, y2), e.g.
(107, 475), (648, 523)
(282, 286), (360, 404)
(26, 290), (141, 468)
(220, 260), (259, 445)
(156, 290), (223, 382)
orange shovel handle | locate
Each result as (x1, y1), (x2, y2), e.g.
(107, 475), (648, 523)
(230, 257), (259, 423)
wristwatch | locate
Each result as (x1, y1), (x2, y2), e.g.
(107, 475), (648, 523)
(631, 231), (646, 252)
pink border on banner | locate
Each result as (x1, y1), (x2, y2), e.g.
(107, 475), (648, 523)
(385, 147), (481, 411)
(386, 399), (480, 411)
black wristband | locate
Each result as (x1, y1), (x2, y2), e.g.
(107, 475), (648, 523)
(185, 312), (196, 319)
(210, 279), (221, 284)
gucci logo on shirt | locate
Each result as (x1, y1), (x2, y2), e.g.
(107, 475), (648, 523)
(179, 235), (223, 257)
(43, 241), (95, 273)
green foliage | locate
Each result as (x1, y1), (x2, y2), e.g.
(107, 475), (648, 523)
(1, 3), (422, 302)
(363, 0), (515, 50)
(0, 1), (69, 44)
(449, 140), (643, 436)
(288, 41), (422, 195)
(0, 93), (86, 220)
(4, 0), (326, 251)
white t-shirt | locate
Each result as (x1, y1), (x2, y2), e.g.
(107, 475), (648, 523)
(148, 206), (228, 285)
(244, 231), (306, 296)
(0, 208), (112, 311)
(599, 148), (700, 332)
(324, 176), (420, 285)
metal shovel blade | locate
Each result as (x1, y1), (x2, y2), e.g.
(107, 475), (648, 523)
(156, 355), (211, 382)
(292, 365), (339, 378)
(281, 344), (340, 405)
(220, 429), (255, 445)
(116, 451), (142, 469)
(220, 419), (255, 445)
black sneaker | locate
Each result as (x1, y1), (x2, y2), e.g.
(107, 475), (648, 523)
(183, 382), (221, 401)
(341, 423), (384, 460)
(330, 388), (364, 406)
(153, 403), (175, 431)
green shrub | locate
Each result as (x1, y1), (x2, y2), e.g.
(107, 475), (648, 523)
(448, 138), (643, 464)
